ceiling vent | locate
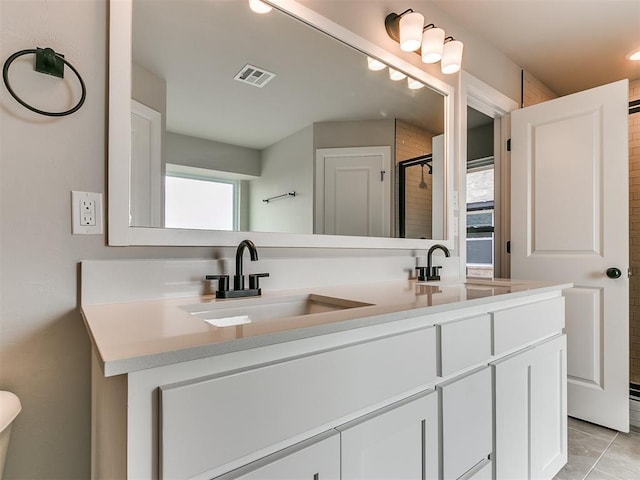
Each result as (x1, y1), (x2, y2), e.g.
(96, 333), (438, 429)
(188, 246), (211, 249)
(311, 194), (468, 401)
(233, 64), (276, 88)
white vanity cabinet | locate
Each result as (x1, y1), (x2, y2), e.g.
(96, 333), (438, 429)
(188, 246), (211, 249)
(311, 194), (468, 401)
(85, 283), (569, 480)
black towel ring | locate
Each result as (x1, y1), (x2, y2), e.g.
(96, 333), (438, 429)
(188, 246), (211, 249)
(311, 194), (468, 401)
(2, 47), (86, 117)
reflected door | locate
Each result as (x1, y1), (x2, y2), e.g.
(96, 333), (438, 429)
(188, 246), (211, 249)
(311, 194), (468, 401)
(315, 147), (391, 237)
(511, 80), (629, 432)
(130, 100), (162, 227)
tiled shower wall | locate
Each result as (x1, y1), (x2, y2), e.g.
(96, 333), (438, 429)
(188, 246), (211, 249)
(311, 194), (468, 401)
(629, 79), (640, 384)
(523, 71), (558, 107)
(395, 120), (435, 239)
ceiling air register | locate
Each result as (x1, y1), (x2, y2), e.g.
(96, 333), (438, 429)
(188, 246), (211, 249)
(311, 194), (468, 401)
(233, 64), (276, 88)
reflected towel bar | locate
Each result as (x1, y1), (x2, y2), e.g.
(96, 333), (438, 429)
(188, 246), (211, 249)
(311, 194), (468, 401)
(263, 192), (296, 203)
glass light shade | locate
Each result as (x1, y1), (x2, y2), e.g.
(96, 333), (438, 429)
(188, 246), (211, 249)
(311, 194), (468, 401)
(441, 39), (464, 74)
(407, 78), (425, 90)
(399, 12), (424, 52)
(421, 27), (445, 64)
(248, 0), (272, 14)
(389, 68), (407, 81)
(367, 57), (386, 71)
(629, 49), (640, 61)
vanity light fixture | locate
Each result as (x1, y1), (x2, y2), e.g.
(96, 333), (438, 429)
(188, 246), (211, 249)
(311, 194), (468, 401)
(248, 0), (272, 14)
(367, 56), (386, 71)
(385, 10), (463, 74)
(389, 68), (407, 81)
(628, 47), (640, 61)
(407, 77), (425, 90)
(421, 25), (445, 64)
(385, 9), (424, 52)
(441, 37), (464, 74)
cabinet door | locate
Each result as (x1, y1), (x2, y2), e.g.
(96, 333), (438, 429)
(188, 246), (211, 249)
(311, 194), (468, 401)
(338, 390), (438, 480)
(530, 335), (568, 479)
(215, 431), (340, 480)
(493, 335), (567, 480)
(439, 367), (492, 480)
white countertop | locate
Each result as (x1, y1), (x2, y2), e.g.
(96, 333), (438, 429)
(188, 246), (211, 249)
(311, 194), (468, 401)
(82, 278), (569, 376)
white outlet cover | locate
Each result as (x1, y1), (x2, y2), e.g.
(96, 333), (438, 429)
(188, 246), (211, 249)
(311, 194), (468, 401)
(72, 191), (103, 234)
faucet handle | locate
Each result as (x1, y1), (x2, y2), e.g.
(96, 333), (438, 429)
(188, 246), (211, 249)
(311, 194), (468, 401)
(415, 267), (428, 282)
(429, 266), (443, 281)
(249, 273), (269, 290)
(205, 274), (229, 293)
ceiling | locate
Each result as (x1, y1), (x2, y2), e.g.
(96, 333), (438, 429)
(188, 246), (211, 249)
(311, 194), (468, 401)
(132, 1), (445, 150)
(431, 0), (640, 96)
(132, 1), (639, 150)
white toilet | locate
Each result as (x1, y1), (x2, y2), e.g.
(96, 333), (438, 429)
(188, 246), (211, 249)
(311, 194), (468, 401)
(0, 391), (21, 479)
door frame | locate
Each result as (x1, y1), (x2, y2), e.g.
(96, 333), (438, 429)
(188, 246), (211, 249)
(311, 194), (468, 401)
(458, 72), (519, 279)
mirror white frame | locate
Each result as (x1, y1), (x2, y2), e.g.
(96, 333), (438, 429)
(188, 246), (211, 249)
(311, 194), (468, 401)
(108, 0), (456, 247)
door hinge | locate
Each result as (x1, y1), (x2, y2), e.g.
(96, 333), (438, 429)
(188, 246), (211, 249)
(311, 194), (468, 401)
(506, 240), (511, 254)
(629, 267), (633, 278)
(506, 139), (511, 152)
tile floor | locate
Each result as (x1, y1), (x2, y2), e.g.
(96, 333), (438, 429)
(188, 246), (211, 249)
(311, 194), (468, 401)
(554, 417), (640, 479)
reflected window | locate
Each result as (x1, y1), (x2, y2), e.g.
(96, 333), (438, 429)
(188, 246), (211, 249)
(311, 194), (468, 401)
(165, 170), (237, 231)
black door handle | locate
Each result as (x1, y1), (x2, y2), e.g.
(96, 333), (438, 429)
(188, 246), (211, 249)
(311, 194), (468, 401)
(606, 267), (622, 279)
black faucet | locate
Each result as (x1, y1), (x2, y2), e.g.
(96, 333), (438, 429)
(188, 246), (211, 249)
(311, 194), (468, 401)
(234, 239), (258, 290)
(206, 239), (269, 298)
(416, 244), (451, 282)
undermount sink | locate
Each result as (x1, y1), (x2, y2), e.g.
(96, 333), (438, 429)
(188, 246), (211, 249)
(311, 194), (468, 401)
(420, 278), (523, 287)
(182, 294), (373, 327)
(464, 279), (523, 287)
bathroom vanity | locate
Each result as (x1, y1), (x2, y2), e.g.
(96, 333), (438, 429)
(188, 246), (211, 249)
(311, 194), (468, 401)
(82, 265), (568, 480)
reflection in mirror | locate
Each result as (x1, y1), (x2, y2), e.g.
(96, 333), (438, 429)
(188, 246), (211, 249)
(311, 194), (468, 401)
(130, 0), (446, 239)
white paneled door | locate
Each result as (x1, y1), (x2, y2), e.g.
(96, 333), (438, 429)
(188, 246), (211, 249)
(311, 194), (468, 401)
(130, 99), (162, 227)
(511, 80), (629, 432)
(315, 147), (391, 237)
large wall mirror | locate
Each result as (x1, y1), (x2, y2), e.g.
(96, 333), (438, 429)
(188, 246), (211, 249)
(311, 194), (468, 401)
(109, 0), (456, 247)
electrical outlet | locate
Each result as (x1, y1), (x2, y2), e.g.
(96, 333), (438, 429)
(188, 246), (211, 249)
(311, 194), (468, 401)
(72, 191), (103, 234)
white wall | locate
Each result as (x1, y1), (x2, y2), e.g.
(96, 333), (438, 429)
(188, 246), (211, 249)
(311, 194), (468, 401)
(0, 0), (524, 478)
(314, 119), (396, 150)
(249, 125), (314, 233)
(165, 132), (261, 177)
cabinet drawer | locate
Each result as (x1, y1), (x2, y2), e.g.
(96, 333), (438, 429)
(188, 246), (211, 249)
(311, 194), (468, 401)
(439, 367), (492, 480)
(492, 297), (564, 355)
(438, 314), (491, 377)
(159, 327), (437, 480)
